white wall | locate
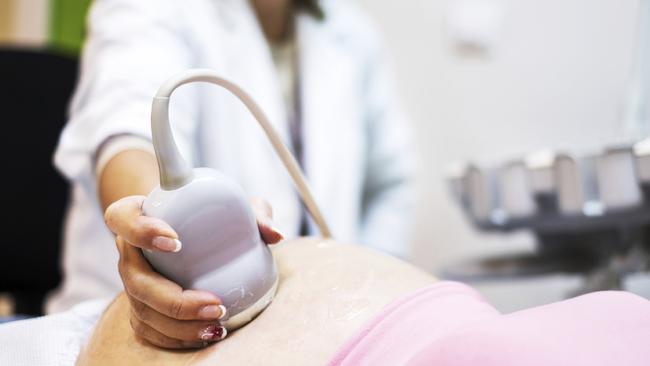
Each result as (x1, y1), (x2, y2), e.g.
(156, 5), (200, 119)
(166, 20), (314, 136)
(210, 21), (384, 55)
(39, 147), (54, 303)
(357, 0), (644, 310)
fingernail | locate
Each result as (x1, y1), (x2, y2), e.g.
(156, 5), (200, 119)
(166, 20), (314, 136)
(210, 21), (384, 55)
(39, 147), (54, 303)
(198, 305), (222, 319)
(212, 325), (227, 341)
(199, 325), (227, 342)
(217, 305), (228, 320)
(152, 237), (182, 252)
(260, 217), (284, 240)
(199, 324), (218, 341)
(269, 224), (284, 240)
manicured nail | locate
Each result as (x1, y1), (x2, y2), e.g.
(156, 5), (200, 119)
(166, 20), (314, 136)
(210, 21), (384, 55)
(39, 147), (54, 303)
(217, 305), (228, 320)
(199, 324), (218, 341)
(198, 305), (222, 319)
(171, 239), (182, 252)
(152, 237), (182, 252)
(199, 325), (227, 342)
(213, 325), (227, 341)
(270, 226), (285, 240)
(260, 217), (284, 240)
(262, 217), (284, 239)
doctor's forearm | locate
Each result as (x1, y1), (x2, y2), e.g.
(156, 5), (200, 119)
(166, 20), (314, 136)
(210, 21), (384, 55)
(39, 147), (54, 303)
(98, 150), (160, 211)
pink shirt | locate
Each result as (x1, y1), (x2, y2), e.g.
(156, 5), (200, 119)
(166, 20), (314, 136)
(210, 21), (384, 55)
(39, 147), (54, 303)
(329, 281), (650, 366)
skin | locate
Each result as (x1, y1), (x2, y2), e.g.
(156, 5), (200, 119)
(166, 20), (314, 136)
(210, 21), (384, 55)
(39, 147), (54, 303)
(251, 0), (293, 42)
(96, 0), (299, 349)
(77, 239), (437, 365)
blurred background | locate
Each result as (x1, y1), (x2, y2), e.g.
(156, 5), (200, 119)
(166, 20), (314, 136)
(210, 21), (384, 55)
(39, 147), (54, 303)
(0, 0), (90, 52)
(1, 0), (649, 314)
(356, 0), (650, 311)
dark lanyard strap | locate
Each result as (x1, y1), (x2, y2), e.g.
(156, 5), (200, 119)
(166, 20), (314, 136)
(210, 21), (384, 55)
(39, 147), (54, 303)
(287, 42), (310, 236)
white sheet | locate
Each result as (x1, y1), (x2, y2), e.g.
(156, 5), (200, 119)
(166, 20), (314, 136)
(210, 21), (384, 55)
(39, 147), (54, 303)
(0, 298), (109, 366)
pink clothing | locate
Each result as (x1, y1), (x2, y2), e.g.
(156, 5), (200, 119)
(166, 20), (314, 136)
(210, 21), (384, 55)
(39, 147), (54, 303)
(328, 281), (650, 366)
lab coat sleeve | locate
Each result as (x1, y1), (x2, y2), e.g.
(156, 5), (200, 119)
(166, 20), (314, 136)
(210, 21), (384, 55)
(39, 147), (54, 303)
(54, 0), (198, 186)
(359, 38), (418, 260)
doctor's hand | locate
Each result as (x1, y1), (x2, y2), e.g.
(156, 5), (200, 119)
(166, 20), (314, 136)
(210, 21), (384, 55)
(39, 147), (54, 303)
(104, 195), (284, 349)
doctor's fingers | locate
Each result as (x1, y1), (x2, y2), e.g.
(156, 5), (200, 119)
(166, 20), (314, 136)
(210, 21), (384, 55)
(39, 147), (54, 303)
(129, 297), (227, 343)
(128, 311), (207, 349)
(250, 197), (284, 244)
(116, 237), (224, 321)
(105, 195), (180, 252)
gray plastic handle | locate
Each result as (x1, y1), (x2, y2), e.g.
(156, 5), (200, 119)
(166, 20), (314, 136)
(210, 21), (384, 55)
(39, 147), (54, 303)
(150, 69), (331, 238)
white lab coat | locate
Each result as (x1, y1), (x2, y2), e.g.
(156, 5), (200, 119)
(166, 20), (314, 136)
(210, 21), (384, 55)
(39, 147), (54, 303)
(48, 0), (416, 313)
